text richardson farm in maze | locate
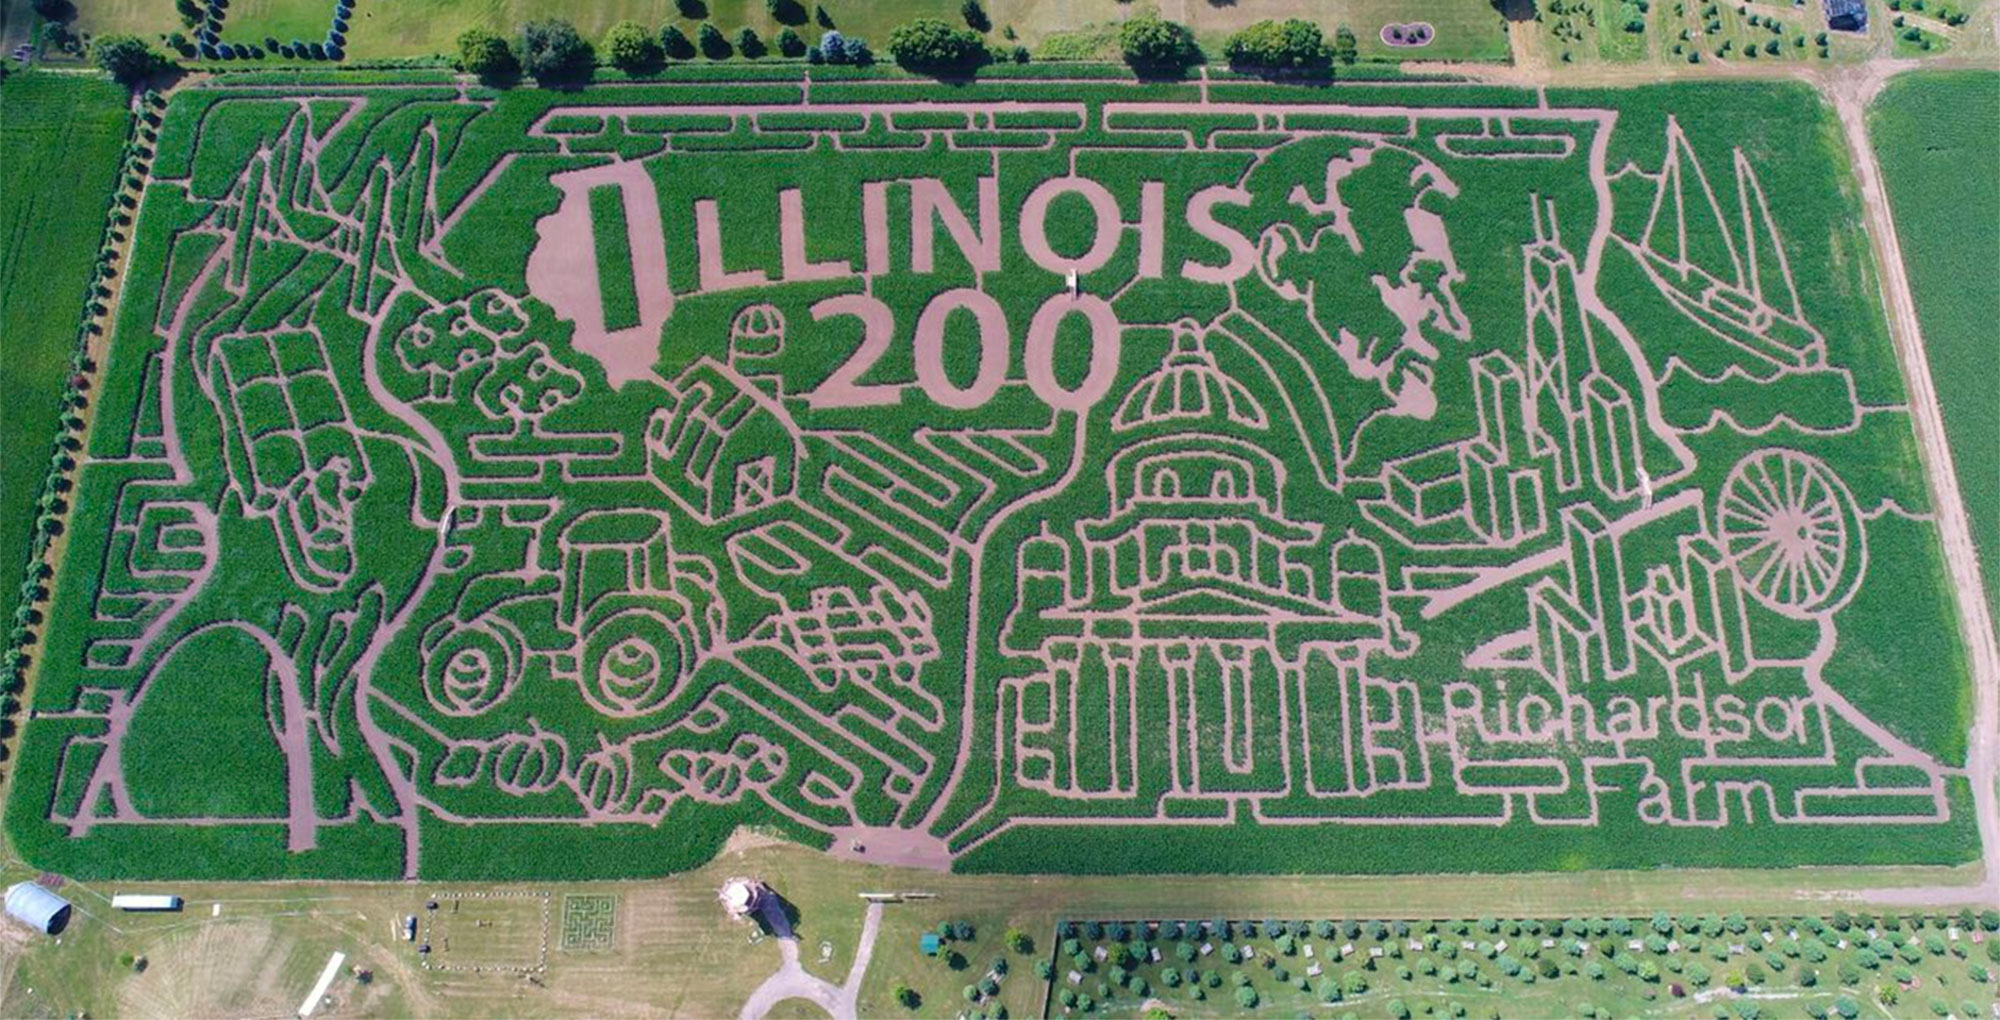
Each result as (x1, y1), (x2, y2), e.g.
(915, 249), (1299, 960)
(10, 75), (1977, 880)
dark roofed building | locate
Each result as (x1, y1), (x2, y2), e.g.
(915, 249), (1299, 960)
(1824, 0), (1867, 32)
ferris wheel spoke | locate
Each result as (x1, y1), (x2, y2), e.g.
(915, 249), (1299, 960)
(1803, 527), (1846, 561)
(1780, 455), (1803, 511)
(1720, 490), (1773, 527)
(1748, 461), (1786, 516)
(1729, 532), (1781, 568)
(1792, 554), (1829, 601)
(1774, 549), (1820, 602)
(1800, 540), (1840, 588)
(1793, 563), (1816, 604)
(1744, 541), (1789, 595)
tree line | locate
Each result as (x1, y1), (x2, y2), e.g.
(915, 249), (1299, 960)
(73, 4), (1365, 91)
(448, 7), (1364, 84)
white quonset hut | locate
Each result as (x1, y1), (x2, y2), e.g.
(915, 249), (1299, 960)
(5, 882), (73, 935)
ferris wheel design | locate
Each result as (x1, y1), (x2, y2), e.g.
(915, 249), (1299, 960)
(1715, 450), (1866, 618)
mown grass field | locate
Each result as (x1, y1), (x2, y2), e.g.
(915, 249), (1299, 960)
(1869, 70), (2000, 631)
(0, 836), (1988, 1020)
(0, 72), (128, 649)
(34, 0), (1510, 63)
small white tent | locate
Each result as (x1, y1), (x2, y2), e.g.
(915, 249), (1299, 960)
(5, 882), (72, 935)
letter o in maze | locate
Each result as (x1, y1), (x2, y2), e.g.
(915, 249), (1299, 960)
(1025, 294), (1121, 412)
(914, 288), (1010, 410)
(1755, 696), (1802, 742)
(1020, 177), (1123, 276)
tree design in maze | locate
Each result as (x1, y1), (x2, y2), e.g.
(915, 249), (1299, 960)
(17, 81), (1973, 877)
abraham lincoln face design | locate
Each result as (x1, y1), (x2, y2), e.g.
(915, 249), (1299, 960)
(1252, 139), (1471, 423)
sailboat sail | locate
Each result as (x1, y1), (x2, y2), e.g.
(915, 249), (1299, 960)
(1627, 119), (1825, 371)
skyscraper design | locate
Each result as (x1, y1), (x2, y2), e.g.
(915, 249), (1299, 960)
(1522, 197), (1646, 504)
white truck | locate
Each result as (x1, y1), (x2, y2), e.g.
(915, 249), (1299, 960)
(111, 894), (184, 912)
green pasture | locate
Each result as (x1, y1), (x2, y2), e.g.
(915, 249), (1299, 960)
(5, 70), (1979, 882)
(0, 73), (129, 648)
(1870, 70), (2000, 630)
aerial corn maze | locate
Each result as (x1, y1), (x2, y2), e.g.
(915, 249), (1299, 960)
(10, 72), (1977, 880)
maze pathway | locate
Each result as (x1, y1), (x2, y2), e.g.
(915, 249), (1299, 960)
(16, 75), (1978, 879)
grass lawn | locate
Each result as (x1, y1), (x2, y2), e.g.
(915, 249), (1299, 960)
(41, 0), (1510, 62)
(1023, 0), (1511, 63)
(1869, 70), (2000, 630)
(1, 835), (1988, 1018)
(0, 71), (127, 644)
(344, 0), (971, 62)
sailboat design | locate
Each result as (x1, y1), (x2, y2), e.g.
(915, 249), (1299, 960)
(1625, 118), (1828, 374)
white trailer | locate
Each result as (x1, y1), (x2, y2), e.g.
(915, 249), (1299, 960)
(111, 894), (184, 912)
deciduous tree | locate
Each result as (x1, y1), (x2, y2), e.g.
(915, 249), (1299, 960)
(94, 35), (171, 85)
(1223, 18), (1330, 72)
(1119, 13), (1200, 74)
(456, 27), (516, 78)
(518, 19), (592, 80)
(602, 20), (662, 72)
(886, 17), (985, 72)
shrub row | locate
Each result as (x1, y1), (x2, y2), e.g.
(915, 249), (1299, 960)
(173, 0), (355, 62)
(1051, 912), (2000, 944)
(441, 12), (1413, 87)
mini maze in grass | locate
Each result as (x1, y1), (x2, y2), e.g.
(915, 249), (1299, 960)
(6, 74), (1978, 880)
(559, 893), (619, 952)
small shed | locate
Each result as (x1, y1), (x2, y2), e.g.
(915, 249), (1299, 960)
(5, 883), (73, 935)
(920, 933), (941, 956)
(1824, 0), (1867, 31)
